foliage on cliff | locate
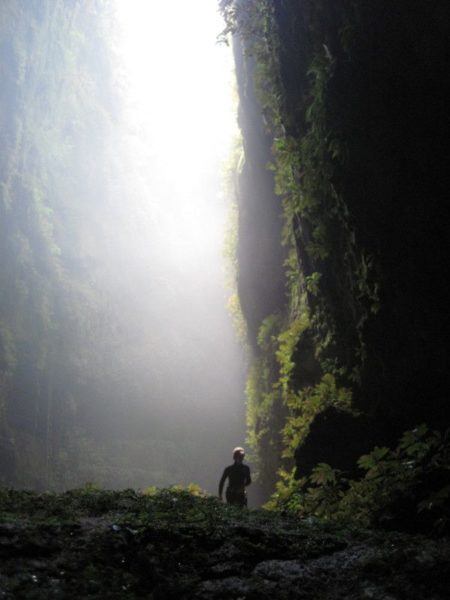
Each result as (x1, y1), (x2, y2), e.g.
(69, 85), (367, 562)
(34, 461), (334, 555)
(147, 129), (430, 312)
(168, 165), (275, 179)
(0, 0), (121, 489)
(269, 424), (450, 537)
(221, 0), (450, 504)
(0, 1), (182, 491)
(220, 0), (373, 497)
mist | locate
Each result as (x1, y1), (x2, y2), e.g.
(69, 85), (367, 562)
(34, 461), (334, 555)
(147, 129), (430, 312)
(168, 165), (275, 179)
(86, 0), (246, 492)
(0, 0), (247, 495)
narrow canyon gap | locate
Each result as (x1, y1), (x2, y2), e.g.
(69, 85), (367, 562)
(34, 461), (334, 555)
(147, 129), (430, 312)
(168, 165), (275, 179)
(109, 0), (247, 494)
(0, 0), (248, 495)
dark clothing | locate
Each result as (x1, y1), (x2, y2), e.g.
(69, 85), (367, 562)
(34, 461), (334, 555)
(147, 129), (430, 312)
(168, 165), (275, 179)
(226, 487), (248, 507)
(219, 462), (251, 507)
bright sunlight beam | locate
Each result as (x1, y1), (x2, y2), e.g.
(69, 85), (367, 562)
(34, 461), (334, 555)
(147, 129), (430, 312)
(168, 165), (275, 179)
(113, 0), (237, 266)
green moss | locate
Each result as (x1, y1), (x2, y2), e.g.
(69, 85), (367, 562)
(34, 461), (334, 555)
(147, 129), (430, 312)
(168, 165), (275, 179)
(220, 0), (384, 496)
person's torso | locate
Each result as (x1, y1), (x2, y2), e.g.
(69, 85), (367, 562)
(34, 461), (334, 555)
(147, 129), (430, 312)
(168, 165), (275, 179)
(226, 463), (249, 489)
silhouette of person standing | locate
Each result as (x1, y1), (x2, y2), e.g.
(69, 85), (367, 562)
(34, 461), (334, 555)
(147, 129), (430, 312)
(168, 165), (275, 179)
(219, 447), (251, 507)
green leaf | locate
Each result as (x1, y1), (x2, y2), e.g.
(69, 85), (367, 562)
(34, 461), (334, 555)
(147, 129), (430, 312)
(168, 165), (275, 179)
(310, 463), (336, 486)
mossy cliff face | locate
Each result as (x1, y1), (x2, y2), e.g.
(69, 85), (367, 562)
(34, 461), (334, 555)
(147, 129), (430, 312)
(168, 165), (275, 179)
(222, 0), (450, 498)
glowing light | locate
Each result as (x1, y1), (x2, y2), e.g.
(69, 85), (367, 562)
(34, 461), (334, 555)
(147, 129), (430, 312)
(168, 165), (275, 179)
(113, 0), (237, 265)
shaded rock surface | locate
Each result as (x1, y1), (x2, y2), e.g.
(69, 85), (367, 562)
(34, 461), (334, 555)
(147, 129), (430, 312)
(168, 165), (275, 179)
(0, 488), (448, 598)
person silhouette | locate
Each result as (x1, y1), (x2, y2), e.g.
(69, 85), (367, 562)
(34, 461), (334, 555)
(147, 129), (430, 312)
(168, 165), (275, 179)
(218, 446), (251, 507)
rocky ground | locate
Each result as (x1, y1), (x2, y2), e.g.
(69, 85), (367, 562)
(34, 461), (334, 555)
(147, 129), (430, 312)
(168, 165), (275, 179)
(0, 488), (449, 599)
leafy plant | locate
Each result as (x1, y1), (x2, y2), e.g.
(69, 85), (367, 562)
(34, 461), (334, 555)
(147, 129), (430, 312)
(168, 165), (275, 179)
(218, 0), (388, 499)
(268, 425), (450, 535)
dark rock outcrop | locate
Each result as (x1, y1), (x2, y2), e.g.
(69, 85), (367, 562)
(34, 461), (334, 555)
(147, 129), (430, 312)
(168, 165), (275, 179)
(0, 488), (449, 599)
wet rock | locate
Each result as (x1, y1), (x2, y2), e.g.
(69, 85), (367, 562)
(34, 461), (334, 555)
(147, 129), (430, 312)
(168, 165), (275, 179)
(196, 576), (250, 599)
(360, 582), (398, 600)
(210, 561), (246, 577)
(0, 489), (449, 599)
(295, 408), (377, 480)
(210, 541), (242, 562)
(253, 559), (310, 581)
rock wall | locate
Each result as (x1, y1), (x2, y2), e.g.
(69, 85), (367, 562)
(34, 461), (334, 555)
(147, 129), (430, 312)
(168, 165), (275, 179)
(226, 0), (450, 498)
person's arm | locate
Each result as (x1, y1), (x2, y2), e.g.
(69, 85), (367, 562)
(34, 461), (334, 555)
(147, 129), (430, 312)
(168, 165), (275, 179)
(245, 466), (252, 487)
(218, 467), (228, 499)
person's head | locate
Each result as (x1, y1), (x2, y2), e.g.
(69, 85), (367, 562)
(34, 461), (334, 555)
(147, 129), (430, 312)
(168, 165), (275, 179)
(233, 447), (245, 463)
